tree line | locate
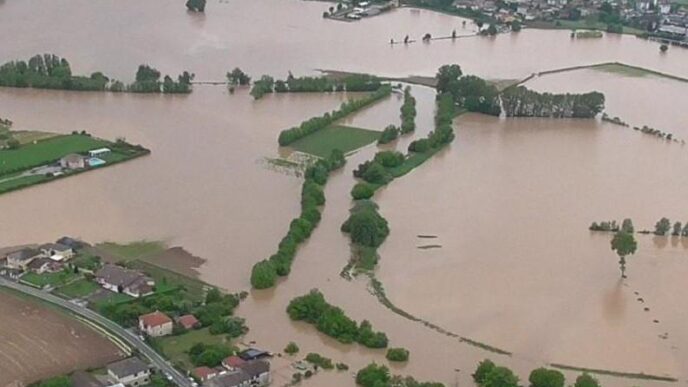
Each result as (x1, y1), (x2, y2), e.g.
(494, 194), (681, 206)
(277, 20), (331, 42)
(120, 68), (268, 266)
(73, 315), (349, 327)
(250, 73), (383, 99)
(435, 64), (605, 118)
(0, 54), (193, 94)
(278, 85), (392, 146)
(287, 289), (390, 348)
(250, 150), (346, 289)
(356, 362), (444, 387)
(472, 359), (601, 387)
(400, 86), (417, 134)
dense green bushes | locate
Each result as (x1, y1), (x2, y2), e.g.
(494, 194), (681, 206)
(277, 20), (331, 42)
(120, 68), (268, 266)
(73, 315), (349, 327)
(378, 125), (400, 145)
(287, 289), (388, 348)
(252, 73), (382, 99)
(278, 85), (392, 146)
(305, 353), (334, 369)
(351, 182), (376, 200)
(408, 92), (455, 153)
(435, 64), (500, 115)
(341, 200), (390, 248)
(250, 150), (346, 289)
(473, 359), (601, 387)
(501, 86), (604, 118)
(186, 0), (206, 12)
(386, 347), (410, 362)
(356, 363), (445, 387)
(0, 55), (192, 93)
(189, 343), (234, 367)
(400, 86), (417, 134)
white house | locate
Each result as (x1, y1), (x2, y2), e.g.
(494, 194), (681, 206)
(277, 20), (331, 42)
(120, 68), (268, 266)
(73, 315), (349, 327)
(60, 154), (86, 169)
(138, 311), (173, 337)
(107, 358), (150, 387)
(6, 249), (44, 270)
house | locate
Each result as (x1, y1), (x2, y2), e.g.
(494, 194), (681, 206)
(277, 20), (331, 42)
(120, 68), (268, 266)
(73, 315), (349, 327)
(27, 257), (63, 274)
(39, 243), (75, 261)
(88, 147), (111, 158)
(222, 355), (245, 370)
(194, 367), (219, 382)
(205, 371), (250, 387)
(238, 348), (270, 361)
(6, 248), (44, 270)
(56, 236), (86, 249)
(177, 314), (200, 330)
(60, 154), (86, 169)
(95, 264), (155, 298)
(107, 357), (151, 387)
(0, 267), (23, 279)
(236, 361), (270, 386)
(138, 311), (173, 337)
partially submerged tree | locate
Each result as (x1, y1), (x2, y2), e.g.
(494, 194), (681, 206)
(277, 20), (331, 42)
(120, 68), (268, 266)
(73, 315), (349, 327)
(186, 0), (206, 12)
(611, 231), (637, 278)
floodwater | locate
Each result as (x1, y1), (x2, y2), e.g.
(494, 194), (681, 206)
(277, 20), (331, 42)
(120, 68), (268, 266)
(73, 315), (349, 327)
(2, 0), (688, 386)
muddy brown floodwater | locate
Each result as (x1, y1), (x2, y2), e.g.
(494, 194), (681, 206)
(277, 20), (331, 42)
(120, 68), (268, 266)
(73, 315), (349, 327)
(2, 0), (688, 386)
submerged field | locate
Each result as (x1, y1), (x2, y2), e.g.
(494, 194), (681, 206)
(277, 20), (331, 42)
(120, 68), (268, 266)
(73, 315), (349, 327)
(0, 290), (123, 385)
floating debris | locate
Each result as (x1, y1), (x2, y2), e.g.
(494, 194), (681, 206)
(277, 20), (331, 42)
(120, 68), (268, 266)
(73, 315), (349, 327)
(417, 244), (442, 250)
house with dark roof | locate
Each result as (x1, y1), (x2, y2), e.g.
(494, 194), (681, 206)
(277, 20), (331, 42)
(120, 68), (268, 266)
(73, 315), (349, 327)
(95, 264), (155, 298)
(107, 357), (150, 386)
(238, 348), (270, 361)
(6, 248), (44, 270)
(27, 257), (63, 274)
(138, 310), (173, 337)
(39, 242), (75, 261)
(205, 361), (270, 387)
(204, 371), (250, 387)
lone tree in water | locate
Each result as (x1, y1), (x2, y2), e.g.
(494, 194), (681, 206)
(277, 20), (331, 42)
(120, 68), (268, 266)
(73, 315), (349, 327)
(186, 0), (206, 12)
(611, 231), (637, 278)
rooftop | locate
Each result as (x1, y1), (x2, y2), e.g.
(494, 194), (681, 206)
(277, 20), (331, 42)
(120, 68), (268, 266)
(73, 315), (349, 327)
(237, 360), (270, 378)
(96, 264), (151, 288)
(139, 310), (172, 328)
(7, 248), (41, 262)
(107, 357), (150, 379)
(178, 314), (199, 329)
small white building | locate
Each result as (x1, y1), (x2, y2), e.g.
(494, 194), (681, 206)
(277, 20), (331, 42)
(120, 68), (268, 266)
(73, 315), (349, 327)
(60, 154), (86, 170)
(39, 243), (75, 261)
(88, 147), (111, 158)
(107, 358), (150, 387)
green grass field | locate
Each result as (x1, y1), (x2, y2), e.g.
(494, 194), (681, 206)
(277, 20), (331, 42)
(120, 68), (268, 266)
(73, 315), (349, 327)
(91, 291), (134, 311)
(0, 174), (49, 193)
(21, 271), (80, 288)
(55, 278), (100, 298)
(592, 63), (653, 77)
(155, 328), (233, 369)
(0, 134), (109, 176)
(289, 125), (380, 158)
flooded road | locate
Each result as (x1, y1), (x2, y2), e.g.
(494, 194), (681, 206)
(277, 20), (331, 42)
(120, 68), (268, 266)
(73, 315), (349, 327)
(2, 0), (688, 385)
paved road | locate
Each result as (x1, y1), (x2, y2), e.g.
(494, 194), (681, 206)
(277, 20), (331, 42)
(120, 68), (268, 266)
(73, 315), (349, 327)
(0, 278), (193, 387)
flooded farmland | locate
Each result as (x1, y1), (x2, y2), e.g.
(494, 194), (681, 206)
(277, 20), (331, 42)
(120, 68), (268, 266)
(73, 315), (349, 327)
(2, 0), (688, 386)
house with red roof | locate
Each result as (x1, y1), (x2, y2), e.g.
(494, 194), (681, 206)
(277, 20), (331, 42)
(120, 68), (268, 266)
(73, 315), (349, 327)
(138, 311), (173, 337)
(177, 314), (200, 330)
(193, 366), (218, 382)
(222, 355), (245, 370)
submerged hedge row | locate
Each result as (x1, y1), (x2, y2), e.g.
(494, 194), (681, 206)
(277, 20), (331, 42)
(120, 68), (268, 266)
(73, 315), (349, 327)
(250, 150), (346, 289)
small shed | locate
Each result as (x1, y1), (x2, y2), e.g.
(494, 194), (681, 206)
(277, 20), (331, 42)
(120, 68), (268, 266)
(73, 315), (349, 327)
(88, 148), (111, 158)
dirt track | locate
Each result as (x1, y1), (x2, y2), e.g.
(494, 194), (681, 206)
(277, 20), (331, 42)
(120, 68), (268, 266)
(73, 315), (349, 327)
(0, 291), (123, 385)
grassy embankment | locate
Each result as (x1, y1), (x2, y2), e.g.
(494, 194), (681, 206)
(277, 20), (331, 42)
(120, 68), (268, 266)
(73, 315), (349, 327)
(525, 19), (645, 35)
(0, 133), (150, 195)
(289, 125), (381, 157)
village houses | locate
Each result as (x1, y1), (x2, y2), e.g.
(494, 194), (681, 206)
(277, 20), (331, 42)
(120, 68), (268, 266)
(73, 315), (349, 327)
(138, 310), (173, 337)
(95, 264), (155, 298)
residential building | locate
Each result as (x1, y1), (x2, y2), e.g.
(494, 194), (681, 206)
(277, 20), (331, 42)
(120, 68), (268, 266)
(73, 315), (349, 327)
(60, 154), (86, 169)
(107, 358), (151, 387)
(27, 257), (63, 274)
(39, 243), (75, 261)
(56, 236), (86, 249)
(236, 361), (270, 386)
(205, 361), (270, 387)
(6, 248), (44, 270)
(194, 367), (219, 382)
(138, 310), (173, 337)
(177, 314), (200, 330)
(222, 356), (245, 370)
(238, 348), (270, 361)
(95, 264), (155, 298)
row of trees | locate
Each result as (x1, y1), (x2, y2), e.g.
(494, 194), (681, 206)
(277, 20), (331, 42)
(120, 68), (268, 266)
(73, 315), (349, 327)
(0, 55), (193, 93)
(353, 150), (405, 185)
(287, 289), (389, 348)
(473, 359), (601, 387)
(435, 64), (501, 116)
(589, 218), (634, 233)
(356, 363), (445, 387)
(590, 217), (688, 236)
(500, 86), (605, 118)
(277, 85), (392, 146)
(250, 150), (346, 289)
(400, 86), (417, 134)
(250, 73), (383, 99)
(408, 92), (456, 152)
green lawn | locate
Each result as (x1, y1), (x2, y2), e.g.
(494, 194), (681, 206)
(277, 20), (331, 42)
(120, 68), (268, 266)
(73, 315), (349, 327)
(0, 174), (49, 193)
(72, 253), (102, 272)
(154, 328), (232, 369)
(55, 278), (100, 299)
(289, 125), (380, 158)
(91, 291), (135, 310)
(0, 134), (110, 176)
(592, 63), (653, 77)
(96, 241), (166, 260)
(21, 271), (80, 288)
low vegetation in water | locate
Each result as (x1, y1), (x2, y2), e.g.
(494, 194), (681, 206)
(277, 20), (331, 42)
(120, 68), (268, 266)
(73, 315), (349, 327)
(287, 289), (389, 348)
(277, 85), (392, 146)
(356, 362), (445, 387)
(284, 341), (300, 355)
(574, 30), (604, 38)
(305, 352), (334, 370)
(386, 347), (410, 362)
(250, 150), (346, 289)
(186, 0), (206, 12)
(0, 54), (193, 93)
